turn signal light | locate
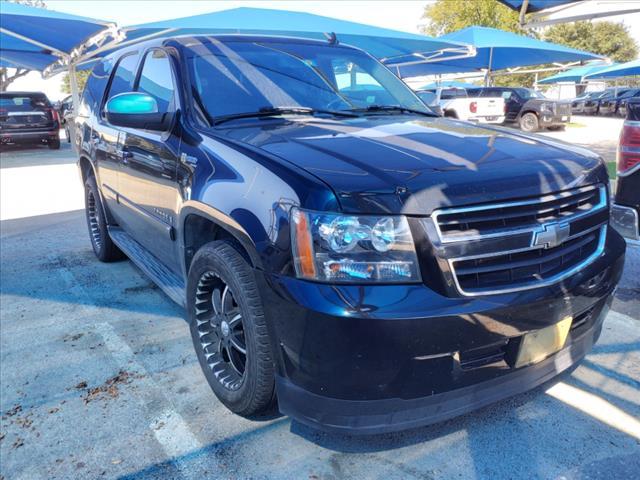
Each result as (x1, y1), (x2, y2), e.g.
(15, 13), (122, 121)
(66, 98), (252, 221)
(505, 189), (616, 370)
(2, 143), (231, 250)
(469, 101), (477, 113)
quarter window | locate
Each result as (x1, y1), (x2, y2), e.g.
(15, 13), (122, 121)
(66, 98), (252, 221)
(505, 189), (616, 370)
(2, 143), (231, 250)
(137, 50), (175, 112)
(106, 54), (138, 100)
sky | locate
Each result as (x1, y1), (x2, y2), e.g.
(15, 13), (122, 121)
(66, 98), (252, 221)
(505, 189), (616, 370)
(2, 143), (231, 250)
(7, 0), (640, 100)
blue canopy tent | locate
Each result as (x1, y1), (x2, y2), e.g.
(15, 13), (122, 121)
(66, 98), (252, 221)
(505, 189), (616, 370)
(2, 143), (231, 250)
(537, 62), (615, 84)
(497, 1), (579, 13)
(498, 0), (640, 28)
(393, 26), (603, 83)
(584, 59), (640, 80)
(416, 80), (477, 90)
(107, 7), (472, 71)
(0, 3), (118, 106)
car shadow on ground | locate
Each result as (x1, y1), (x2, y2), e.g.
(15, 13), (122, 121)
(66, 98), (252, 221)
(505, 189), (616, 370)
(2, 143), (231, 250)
(116, 361), (640, 479)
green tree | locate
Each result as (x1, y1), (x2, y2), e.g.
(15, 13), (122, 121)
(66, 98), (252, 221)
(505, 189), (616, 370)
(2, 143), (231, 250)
(0, 0), (47, 91)
(544, 21), (638, 63)
(422, 0), (523, 36)
(62, 69), (90, 95)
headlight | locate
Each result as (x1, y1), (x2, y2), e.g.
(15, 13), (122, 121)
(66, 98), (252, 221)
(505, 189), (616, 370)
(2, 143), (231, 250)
(290, 208), (421, 283)
(541, 102), (554, 113)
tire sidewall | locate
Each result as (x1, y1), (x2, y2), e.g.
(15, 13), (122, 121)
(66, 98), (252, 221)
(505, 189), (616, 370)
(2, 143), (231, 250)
(84, 176), (108, 260)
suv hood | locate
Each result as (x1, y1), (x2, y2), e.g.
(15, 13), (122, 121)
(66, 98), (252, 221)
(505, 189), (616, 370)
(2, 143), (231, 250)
(216, 115), (606, 214)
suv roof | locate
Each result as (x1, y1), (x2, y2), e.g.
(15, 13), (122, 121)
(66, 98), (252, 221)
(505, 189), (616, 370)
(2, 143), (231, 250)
(103, 34), (363, 62)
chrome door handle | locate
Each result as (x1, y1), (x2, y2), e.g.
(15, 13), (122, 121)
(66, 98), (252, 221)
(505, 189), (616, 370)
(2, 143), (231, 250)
(119, 148), (133, 163)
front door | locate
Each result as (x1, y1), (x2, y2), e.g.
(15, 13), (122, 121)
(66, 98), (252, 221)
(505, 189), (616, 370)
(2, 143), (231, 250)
(95, 53), (139, 217)
(116, 49), (182, 273)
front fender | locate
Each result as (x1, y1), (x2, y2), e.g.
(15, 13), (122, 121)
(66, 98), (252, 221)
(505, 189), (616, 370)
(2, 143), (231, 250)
(177, 133), (339, 279)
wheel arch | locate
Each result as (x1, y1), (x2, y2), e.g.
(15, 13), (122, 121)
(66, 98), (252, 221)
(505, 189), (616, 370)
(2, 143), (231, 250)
(78, 155), (96, 182)
(180, 202), (263, 277)
(518, 109), (539, 120)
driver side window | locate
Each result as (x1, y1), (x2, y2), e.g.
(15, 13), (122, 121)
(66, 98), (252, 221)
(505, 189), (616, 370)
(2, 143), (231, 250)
(136, 50), (176, 113)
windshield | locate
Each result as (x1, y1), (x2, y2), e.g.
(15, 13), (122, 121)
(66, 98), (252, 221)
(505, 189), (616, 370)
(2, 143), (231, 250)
(0, 94), (50, 112)
(183, 38), (430, 122)
(440, 88), (467, 99)
(517, 89), (545, 99)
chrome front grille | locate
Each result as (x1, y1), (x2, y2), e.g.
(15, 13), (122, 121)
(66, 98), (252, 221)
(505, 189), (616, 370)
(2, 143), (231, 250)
(557, 103), (572, 115)
(433, 185), (602, 243)
(429, 185), (608, 296)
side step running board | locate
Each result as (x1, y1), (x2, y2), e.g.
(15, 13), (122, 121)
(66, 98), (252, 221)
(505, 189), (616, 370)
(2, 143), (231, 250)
(108, 227), (186, 307)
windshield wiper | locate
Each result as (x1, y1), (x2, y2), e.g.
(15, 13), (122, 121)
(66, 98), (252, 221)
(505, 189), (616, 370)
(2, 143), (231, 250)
(212, 106), (359, 126)
(350, 105), (438, 117)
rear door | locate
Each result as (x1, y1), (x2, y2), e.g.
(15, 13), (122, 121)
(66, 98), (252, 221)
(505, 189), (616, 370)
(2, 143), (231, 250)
(0, 93), (56, 133)
(117, 48), (182, 272)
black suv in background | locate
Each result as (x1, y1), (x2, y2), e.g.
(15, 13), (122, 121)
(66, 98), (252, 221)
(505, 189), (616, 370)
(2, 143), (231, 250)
(0, 91), (60, 149)
(583, 88), (628, 115)
(74, 35), (624, 434)
(469, 87), (571, 132)
(614, 89), (640, 117)
(599, 88), (634, 116)
(572, 91), (602, 115)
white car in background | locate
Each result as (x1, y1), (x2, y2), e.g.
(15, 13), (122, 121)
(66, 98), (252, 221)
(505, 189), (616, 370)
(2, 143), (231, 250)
(418, 87), (505, 124)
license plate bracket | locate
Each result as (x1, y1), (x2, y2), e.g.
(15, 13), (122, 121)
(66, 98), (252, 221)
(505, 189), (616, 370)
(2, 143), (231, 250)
(514, 316), (572, 368)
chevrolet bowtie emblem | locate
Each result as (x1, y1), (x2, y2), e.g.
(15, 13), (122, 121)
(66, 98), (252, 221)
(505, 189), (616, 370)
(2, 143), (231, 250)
(532, 222), (570, 249)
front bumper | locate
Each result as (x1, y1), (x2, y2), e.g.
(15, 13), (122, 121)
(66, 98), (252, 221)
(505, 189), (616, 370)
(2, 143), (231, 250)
(539, 112), (570, 127)
(258, 229), (625, 434)
(470, 115), (506, 124)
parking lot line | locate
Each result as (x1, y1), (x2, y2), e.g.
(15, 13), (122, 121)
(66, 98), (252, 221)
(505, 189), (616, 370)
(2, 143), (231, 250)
(51, 255), (206, 476)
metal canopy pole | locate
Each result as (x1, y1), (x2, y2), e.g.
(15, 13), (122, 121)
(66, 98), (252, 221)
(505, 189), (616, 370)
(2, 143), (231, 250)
(67, 63), (79, 150)
(485, 47), (493, 87)
(68, 63), (80, 112)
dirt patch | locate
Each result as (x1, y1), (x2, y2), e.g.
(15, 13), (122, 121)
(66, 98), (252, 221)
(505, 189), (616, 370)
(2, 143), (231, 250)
(2, 405), (22, 418)
(80, 370), (144, 404)
(63, 333), (84, 342)
(123, 283), (160, 294)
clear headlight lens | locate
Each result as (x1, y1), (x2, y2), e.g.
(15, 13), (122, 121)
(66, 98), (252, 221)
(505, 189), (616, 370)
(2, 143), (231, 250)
(291, 208), (421, 283)
(541, 102), (554, 113)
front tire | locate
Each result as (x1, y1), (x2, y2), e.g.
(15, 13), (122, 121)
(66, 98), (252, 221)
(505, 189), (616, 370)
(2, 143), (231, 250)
(84, 175), (123, 262)
(519, 112), (539, 132)
(187, 241), (275, 416)
(48, 138), (61, 149)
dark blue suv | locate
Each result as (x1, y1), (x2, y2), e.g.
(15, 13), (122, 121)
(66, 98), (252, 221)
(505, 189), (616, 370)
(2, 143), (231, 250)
(74, 35), (625, 434)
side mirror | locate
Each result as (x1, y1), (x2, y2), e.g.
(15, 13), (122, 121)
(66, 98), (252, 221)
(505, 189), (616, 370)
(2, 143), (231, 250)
(105, 92), (172, 131)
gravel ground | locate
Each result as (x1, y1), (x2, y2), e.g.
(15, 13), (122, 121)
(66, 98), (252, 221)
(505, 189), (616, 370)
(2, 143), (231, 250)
(1, 121), (638, 480)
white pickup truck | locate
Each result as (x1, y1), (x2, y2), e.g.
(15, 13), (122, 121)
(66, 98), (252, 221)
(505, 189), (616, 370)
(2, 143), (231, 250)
(418, 87), (506, 124)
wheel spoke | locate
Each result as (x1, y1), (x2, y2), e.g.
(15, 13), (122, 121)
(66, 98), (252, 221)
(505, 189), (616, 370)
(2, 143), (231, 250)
(211, 287), (222, 315)
(229, 336), (246, 355)
(221, 285), (234, 314)
(228, 313), (242, 327)
(226, 345), (245, 375)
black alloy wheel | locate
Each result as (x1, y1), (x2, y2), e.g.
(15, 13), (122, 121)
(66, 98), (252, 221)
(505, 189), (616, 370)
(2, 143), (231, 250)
(194, 272), (248, 389)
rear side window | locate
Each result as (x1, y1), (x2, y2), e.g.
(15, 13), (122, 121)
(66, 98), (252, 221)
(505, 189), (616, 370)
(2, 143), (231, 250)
(440, 89), (467, 99)
(106, 54), (138, 100)
(0, 94), (50, 112)
(137, 50), (175, 112)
